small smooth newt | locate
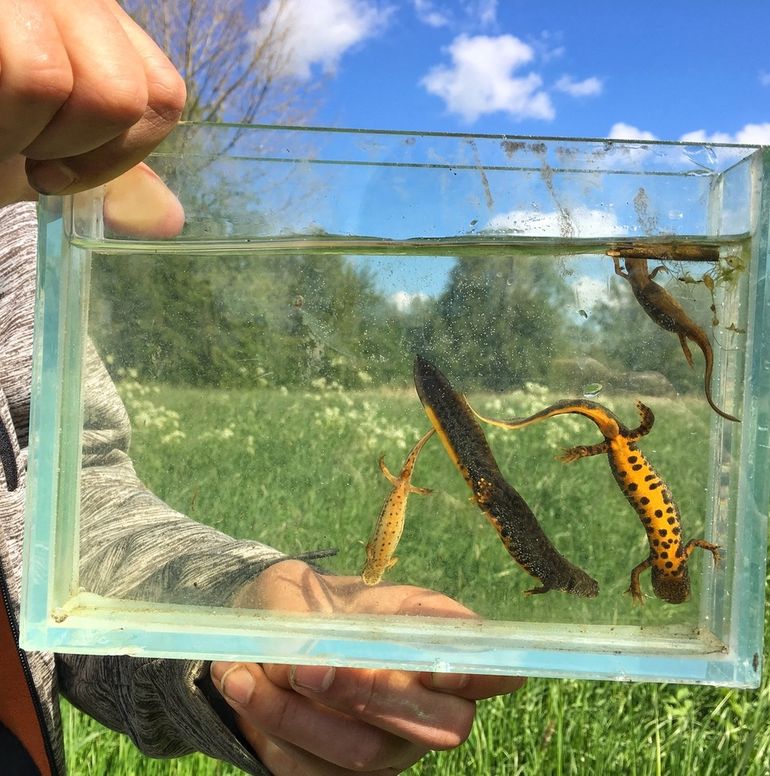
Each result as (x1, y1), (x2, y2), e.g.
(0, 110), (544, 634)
(361, 427), (435, 585)
(413, 355), (599, 598)
(471, 398), (721, 604)
(610, 253), (739, 422)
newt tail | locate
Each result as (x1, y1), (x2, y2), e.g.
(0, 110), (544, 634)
(413, 356), (598, 598)
(610, 254), (739, 422)
(471, 398), (722, 604)
(361, 427), (435, 585)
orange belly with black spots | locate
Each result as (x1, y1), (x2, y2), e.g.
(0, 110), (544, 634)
(608, 437), (687, 582)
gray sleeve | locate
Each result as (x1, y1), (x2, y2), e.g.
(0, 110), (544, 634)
(57, 344), (284, 775)
(77, 344), (285, 605)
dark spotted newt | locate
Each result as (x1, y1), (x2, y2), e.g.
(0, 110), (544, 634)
(610, 253), (739, 422)
(413, 355), (598, 598)
(361, 428), (434, 585)
(471, 398), (721, 604)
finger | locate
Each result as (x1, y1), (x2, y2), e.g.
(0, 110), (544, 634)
(26, 3), (185, 195)
(211, 663), (425, 772)
(255, 732), (407, 776)
(102, 163), (185, 239)
(109, 0), (187, 126)
(22, 0), (148, 161)
(392, 585), (480, 618)
(275, 664), (475, 750)
(420, 671), (527, 700)
(0, 0), (73, 158)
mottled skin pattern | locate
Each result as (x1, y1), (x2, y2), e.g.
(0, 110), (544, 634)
(413, 356), (599, 598)
(611, 254), (739, 422)
(361, 427), (434, 585)
(472, 398), (722, 604)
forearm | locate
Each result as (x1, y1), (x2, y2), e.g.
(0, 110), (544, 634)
(78, 455), (284, 605)
(78, 342), (285, 604)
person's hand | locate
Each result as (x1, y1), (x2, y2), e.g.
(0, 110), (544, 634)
(0, 0), (186, 206)
(211, 560), (525, 775)
(101, 164), (185, 239)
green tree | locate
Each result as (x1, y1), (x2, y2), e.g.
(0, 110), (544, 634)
(92, 1), (325, 386)
(424, 253), (573, 390)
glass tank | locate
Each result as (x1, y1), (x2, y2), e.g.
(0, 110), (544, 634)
(20, 124), (770, 687)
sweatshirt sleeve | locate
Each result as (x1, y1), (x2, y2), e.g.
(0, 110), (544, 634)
(56, 344), (286, 775)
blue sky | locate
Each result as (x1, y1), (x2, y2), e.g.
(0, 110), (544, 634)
(252, 0), (770, 144)
(246, 0), (768, 305)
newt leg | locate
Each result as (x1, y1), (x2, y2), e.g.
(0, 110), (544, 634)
(627, 401), (655, 440)
(408, 484), (433, 496)
(612, 256), (628, 278)
(523, 584), (550, 596)
(684, 539), (722, 568)
(378, 456), (399, 486)
(626, 557), (652, 605)
(558, 442), (608, 463)
(648, 264), (668, 280)
(678, 332), (695, 367)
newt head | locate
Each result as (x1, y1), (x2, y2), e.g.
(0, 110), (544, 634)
(650, 565), (691, 604)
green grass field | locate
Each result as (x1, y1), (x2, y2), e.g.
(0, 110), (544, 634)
(62, 380), (770, 774)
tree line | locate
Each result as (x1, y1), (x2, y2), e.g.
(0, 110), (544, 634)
(89, 250), (710, 396)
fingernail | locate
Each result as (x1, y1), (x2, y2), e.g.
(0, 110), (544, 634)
(27, 161), (77, 195)
(212, 663), (255, 706)
(430, 672), (470, 691)
(290, 665), (335, 692)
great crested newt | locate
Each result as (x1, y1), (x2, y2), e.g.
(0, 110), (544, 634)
(470, 398), (722, 604)
(610, 253), (739, 422)
(361, 428), (435, 585)
(413, 355), (599, 598)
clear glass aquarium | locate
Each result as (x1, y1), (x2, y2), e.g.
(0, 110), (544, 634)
(20, 124), (770, 687)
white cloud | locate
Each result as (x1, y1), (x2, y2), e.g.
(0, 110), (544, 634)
(391, 290), (429, 311)
(554, 74), (603, 98)
(252, 0), (393, 79)
(413, 0), (450, 27)
(734, 123), (770, 144)
(413, 0), (497, 29)
(531, 31), (565, 64)
(679, 129), (733, 144)
(681, 123), (770, 145)
(421, 34), (554, 122)
(466, 0), (498, 26)
(485, 206), (625, 238)
(607, 122), (770, 147)
(607, 122), (657, 141)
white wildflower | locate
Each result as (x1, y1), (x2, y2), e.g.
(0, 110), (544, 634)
(160, 429), (186, 444)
